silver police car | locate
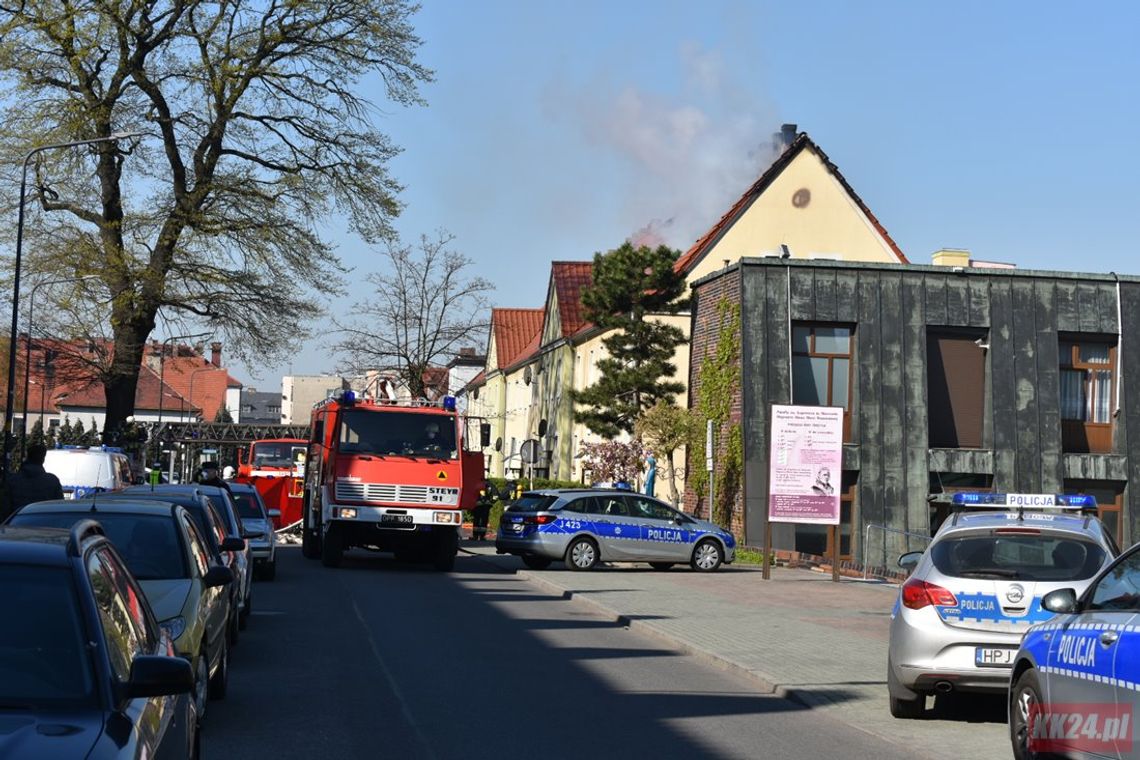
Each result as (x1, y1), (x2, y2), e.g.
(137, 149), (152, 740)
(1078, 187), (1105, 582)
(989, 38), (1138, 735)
(888, 493), (1117, 719)
(495, 489), (736, 572)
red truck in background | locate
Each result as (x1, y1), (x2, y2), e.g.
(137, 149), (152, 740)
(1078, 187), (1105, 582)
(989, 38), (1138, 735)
(300, 391), (488, 571)
(234, 438), (307, 529)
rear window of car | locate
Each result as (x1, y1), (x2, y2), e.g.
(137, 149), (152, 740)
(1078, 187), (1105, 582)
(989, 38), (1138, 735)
(930, 534), (1106, 581)
(230, 491), (264, 521)
(507, 495), (560, 513)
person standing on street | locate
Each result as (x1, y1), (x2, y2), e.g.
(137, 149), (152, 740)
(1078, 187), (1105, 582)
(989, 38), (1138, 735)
(196, 461), (233, 494)
(472, 488), (493, 541)
(2, 443), (63, 519)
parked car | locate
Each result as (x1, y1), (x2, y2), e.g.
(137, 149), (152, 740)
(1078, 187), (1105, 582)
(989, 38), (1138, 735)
(0, 520), (196, 757)
(43, 445), (135, 498)
(164, 484), (254, 628)
(229, 482), (279, 581)
(6, 497), (234, 726)
(495, 489), (736, 572)
(1010, 542), (1140, 759)
(887, 493), (1118, 719)
(119, 485), (248, 645)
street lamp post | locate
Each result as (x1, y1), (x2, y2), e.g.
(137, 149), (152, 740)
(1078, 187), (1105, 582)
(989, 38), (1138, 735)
(19, 275), (101, 460)
(2, 131), (142, 480)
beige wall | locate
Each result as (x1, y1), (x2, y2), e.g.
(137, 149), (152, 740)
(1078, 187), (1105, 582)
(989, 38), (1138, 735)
(467, 372), (507, 477)
(502, 361), (534, 476)
(685, 147), (901, 284)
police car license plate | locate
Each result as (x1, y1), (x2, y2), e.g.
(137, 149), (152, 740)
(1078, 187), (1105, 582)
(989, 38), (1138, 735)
(975, 647), (1016, 667)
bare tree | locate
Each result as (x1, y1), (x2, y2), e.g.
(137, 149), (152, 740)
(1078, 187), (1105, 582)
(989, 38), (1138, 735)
(335, 232), (493, 399)
(0, 1), (432, 440)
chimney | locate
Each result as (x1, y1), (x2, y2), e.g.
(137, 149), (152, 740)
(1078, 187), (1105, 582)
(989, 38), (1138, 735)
(781, 123), (798, 147)
(459, 347), (475, 357)
(210, 342), (222, 367)
(931, 249), (972, 268)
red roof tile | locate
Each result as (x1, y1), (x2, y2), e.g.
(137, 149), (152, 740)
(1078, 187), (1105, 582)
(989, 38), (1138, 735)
(491, 308), (544, 370)
(60, 366), (198, 414)
(550, 262), (594, 337)
(160, 356), (234, 421)
(673, 132), (909, 275)
(505, 328), (543, 373)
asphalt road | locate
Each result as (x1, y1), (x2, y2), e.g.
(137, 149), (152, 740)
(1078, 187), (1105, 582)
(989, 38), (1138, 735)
(202, 544), (933, 760)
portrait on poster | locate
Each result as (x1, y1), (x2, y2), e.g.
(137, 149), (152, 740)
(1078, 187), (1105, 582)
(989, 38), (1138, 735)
(767, 405), (843, 525)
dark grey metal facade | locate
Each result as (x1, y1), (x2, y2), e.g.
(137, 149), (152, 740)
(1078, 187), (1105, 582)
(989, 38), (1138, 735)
(713, 257), (1140, 565)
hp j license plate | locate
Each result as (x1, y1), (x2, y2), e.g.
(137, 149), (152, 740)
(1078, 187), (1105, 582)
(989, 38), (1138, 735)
(975, 647), (1016, 667)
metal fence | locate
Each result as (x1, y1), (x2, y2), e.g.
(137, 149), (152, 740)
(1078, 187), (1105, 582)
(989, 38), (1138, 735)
(862, 523), (932, 580)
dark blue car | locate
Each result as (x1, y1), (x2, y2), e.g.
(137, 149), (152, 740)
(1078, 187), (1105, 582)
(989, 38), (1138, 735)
(0, 520), (196, 757)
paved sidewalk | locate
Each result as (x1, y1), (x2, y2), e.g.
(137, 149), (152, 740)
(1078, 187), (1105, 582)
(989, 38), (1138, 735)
(462, 541), (1009, 760)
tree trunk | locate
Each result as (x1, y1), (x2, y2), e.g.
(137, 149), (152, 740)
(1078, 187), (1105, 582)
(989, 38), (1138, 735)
(102, 314), (155, 445)
(665, 450), (680, 506)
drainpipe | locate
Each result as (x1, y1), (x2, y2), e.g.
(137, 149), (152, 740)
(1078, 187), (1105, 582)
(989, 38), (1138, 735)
(1111, 272), (1123, 417)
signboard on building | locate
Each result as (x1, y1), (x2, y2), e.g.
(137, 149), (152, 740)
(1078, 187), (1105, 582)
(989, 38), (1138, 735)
(767, 404), (843, 525)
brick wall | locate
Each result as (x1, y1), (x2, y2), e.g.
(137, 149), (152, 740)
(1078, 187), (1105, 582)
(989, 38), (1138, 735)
(684, 266), (745, 537)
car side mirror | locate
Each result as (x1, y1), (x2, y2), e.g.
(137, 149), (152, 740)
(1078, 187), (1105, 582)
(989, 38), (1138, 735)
(221, 537), (246, 552)
(123, 655), (194, 699)
(268, 509), (281, 519)
(203, 565), (234, 588)
(897, 551), (922, 571)
(480, 423), (491, 448)
(1042, 588), (1078, 615)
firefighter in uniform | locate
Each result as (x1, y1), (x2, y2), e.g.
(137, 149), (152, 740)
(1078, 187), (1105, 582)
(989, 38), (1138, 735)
(472, 488), (493, 541)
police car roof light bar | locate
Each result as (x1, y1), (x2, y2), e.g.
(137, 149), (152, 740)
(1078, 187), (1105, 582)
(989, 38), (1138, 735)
(949, 492), (1098, 520)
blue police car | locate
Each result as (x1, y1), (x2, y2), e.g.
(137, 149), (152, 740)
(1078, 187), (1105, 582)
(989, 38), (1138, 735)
(495, 489), (736, 571)
(888, 493), (1118, 720)
(1011, 540), (1140, 759)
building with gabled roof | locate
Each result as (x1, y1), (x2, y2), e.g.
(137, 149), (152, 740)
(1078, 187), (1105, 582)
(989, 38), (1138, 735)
(148, 342), (242, 422)
(464, 307), (543, 477)
(472, 125), (912, 498)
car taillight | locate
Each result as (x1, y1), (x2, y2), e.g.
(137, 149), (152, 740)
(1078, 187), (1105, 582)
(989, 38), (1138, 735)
(901, 578), (958, 610)
(522, 514), (557, 525)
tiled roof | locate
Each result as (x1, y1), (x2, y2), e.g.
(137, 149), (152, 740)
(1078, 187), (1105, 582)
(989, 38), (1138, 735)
(491, 308), (544, 370)
(673, 132), (909, 275)
(59, 366), (197, 414)
(505, 328), (543, 373)
(551, 262), (594, 337)
(159, 356), (234, 421)
(462, 369), (486, 392)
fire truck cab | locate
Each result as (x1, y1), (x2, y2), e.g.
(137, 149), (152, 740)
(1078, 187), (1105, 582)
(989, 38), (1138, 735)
(235, 438), (307, 528)
(300, 391), (488, 571)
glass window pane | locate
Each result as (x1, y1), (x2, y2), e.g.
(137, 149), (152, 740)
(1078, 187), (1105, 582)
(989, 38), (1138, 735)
(1059, 369), (1085, 420)
(792, 326), (810, 353)
(792, 356), (828, 405)
(1091, 370), (1112, 423)
(831, 358), (850, 409)
(1081, 344), (1111, 364)
(813, 327), (851, 355)
(1059, 341), (1075, 365)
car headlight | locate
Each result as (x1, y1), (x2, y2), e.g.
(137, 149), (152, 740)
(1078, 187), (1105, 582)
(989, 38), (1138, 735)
(160, 616), (187, 641)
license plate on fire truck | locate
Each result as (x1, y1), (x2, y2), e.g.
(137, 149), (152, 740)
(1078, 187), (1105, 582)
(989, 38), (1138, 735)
(428, 487), (459, 504)
(380, 514), (414, 525)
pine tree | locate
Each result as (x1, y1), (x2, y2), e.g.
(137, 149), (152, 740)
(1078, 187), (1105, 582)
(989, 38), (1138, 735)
(57, 417), (75, 445)
(214, 406), (234, 424)
(29, 419), (45, 448)
(572, 242), (689, 437)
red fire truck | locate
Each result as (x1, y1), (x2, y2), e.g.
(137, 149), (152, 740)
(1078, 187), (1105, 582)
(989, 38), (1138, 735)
(234, 438), (307, 529)
(300, 391), (488, 571)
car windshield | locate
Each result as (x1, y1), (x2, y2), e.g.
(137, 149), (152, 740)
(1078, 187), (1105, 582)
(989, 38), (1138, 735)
(0, 565), (96, 707)
(338, 410), (457, 459)
(930, 533), (1106, 582)
(508, 495), (560, 513)
(10, 513), (189, 581)
(252, 442), (304, 468)
(230, 491), (265, 521)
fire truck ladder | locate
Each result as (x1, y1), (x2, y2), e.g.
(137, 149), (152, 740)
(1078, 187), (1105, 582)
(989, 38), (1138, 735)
(148, 421), (310, 445)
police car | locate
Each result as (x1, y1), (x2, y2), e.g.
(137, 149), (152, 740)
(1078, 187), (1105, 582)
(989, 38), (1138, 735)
(1010, 543), (1140, 760)
(887, 493), (1118, 720)
(494, 489), (736, 572)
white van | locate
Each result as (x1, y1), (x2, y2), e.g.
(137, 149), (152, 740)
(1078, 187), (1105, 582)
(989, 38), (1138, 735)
(43, 446), (135, 499)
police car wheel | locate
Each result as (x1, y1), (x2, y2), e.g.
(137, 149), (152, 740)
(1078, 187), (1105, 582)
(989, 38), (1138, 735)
(1010, 668), (1056, 760)
(566, 537), (598, 571)
(691, 540), (723, 572)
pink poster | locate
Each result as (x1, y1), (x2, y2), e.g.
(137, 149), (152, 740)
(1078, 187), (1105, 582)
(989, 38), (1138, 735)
(767, 404), (843, 525)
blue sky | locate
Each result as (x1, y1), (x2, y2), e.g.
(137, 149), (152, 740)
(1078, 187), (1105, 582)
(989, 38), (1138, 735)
(235, 0), (1140, 387)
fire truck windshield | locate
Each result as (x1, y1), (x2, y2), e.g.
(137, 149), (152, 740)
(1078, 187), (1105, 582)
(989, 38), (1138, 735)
(338, 410), (458, 459)
(253, 442), (305, 468)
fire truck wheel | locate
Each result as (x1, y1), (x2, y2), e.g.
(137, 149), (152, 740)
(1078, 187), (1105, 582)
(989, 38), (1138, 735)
(321, 525), (344, 568)
(432, 529), (458, 572)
